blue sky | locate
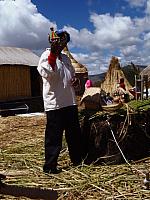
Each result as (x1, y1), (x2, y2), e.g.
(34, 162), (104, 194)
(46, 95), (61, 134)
(0, 0), (150, 74)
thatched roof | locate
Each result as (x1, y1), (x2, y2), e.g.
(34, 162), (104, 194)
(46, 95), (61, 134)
(140, 65), (150, 81)
(100, 56), (134, 94)
(63, 46), (88, 74)
(0, 46), (39, 66)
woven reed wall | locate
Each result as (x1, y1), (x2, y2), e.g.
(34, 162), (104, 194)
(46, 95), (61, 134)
(0, 65), (31, 100)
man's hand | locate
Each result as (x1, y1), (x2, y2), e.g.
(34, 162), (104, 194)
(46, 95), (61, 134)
(51, 39), (67, 56)
(50, 40), (61, 56)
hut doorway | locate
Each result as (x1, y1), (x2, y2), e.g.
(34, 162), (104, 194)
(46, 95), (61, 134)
(30, 67), (42, 97)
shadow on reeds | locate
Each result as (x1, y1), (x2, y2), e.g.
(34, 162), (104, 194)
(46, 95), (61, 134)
(0, 182), (58, 200)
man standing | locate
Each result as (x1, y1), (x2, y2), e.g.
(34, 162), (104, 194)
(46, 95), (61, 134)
(37, 29), (82, 174)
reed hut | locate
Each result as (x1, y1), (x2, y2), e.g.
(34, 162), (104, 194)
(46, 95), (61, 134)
(63, 46), (88, 95)
(0, 47), (43, 113)
(100, 56), (135, 95)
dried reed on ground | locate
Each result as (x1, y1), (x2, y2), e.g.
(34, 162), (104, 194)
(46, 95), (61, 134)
(0, 115), (150, 200)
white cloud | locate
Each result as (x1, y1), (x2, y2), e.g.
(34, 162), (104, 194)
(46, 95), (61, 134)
(124, 0), (146, 8)
(90, 13), (140, 49)
(121, 45), (137, 56)
(65, 12), (150, 73)
(1, 0), (150, 75)
(0, 0), (56, 49)
(145, 0), (150, 14)
(143, 32), (150, 48)
(65, 13), (141, 53)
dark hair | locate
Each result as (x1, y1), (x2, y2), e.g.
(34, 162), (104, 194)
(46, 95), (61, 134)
(55, 30), (70, 43)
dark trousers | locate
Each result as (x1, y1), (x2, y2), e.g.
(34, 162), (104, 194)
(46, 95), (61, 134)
(43, 105), (82, 171)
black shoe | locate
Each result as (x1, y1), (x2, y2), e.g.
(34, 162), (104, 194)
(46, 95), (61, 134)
(43, 168), (62, 174)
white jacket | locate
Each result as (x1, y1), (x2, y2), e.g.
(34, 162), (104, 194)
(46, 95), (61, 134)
(37, 48), (77, 111)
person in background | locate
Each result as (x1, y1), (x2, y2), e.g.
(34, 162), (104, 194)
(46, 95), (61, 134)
(37, 29), (82, 174)
(113, 78), (129, 103)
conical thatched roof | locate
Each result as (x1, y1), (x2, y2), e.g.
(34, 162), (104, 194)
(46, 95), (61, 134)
(100, 56), (133, 94)
(63, 46), (88, 74)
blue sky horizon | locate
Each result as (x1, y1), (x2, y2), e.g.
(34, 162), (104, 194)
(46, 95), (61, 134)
(0, 0), (150, 75)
